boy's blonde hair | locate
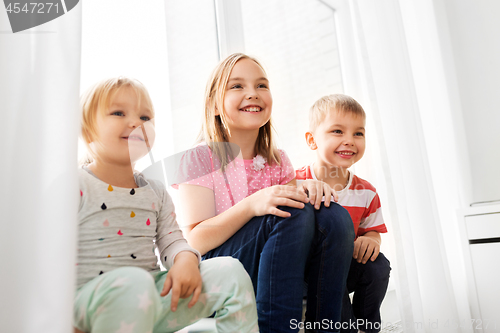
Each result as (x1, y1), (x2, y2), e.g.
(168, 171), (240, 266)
(80, 77), (154, 164)
(309, 94), (366, 132)
(199, 53), (281, 169)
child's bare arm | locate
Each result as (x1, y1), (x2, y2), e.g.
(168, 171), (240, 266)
(160, 251), (202, 312)
(178, 183), (309, 255)
(353, 231), (381, 264)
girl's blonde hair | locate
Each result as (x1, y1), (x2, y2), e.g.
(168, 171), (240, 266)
(199, 53), (280, 169)
(80, 77), (154, 164)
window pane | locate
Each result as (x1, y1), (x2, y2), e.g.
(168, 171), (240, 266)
(164, 0), (219, 153)
(240, 0), (343, 168)
(81, 0), (219, 167)
(80, 0), (171, 168)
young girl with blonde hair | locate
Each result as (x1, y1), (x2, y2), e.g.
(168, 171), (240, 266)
(176, 54), (355, 333)
(75, 77), (258, 333)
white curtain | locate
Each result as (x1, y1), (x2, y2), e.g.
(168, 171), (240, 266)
(332, 0), (471, 331)
(0, 5), (82, 333)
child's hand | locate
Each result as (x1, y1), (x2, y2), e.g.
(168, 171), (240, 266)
(160, 251), (202, 312)
(353, 234), (381, 264)
(248, 185), (310, 218)
(298, 179), (338, 209)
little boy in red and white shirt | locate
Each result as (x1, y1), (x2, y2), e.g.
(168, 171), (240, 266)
(296, 94), (390, 333)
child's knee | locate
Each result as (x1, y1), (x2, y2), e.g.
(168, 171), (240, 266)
(204, 256), (243, 274)
(75, 267), (160, 331)
(372, 253), (391, 280)
(280, 203), (316, 242)
(362, 254), (391, 283)
(317, 203), (355, 240)
(202, 257), (254, 290)
(226, 258), (252, 285)
(108, 266), (156, 292)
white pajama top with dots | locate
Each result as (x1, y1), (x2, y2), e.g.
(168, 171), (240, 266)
(77, 166), (200, 288)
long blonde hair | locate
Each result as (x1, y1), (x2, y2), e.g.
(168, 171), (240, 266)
(199, 53), (281, 169)
(80, 77), (154, 164)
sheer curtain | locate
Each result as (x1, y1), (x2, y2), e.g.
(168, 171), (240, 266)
(327, 0), (472, 331)
(0, 5), (82, 333)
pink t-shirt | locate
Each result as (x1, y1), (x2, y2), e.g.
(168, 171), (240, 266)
(173, 144), (295, 215)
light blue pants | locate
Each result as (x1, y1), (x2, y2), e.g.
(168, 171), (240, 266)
(74, 257), (259, 333)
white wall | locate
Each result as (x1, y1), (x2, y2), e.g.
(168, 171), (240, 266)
(440, 0), (500, 205)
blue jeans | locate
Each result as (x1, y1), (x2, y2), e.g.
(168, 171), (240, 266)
(203, 203), (354, 333)
(340, 253), (391, 333)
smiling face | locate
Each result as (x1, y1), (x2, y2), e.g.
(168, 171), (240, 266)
(222, 58), (273, 135)
(307, 109), (366, 169)
(91, 86), (155, 165)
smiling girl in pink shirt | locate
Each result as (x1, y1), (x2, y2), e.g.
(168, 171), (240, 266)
(175, 53), (355, 333)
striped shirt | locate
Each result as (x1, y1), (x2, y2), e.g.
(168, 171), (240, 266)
(295, 165), (387, 237)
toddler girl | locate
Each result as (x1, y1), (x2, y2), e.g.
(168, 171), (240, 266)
(74, 77), (258, 333)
